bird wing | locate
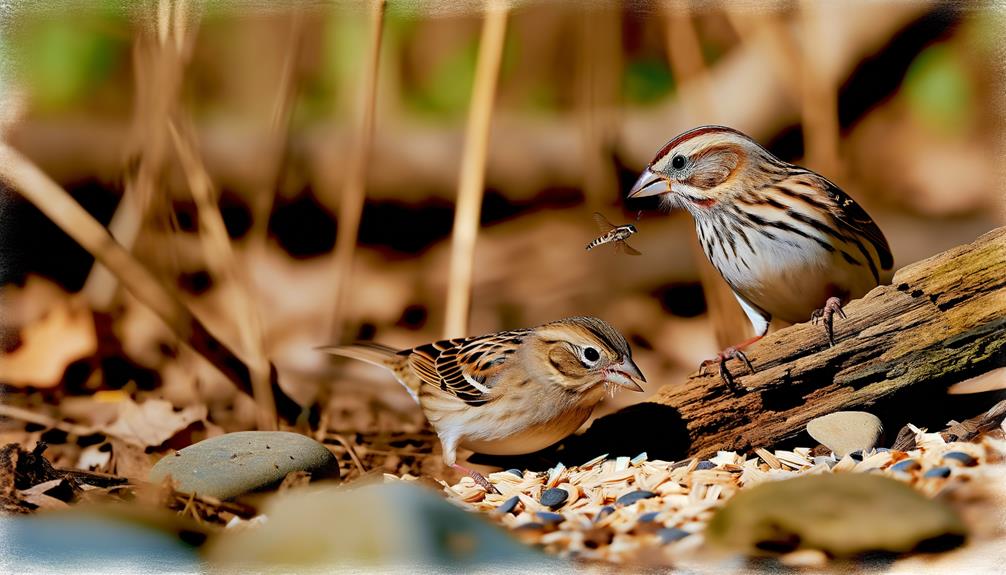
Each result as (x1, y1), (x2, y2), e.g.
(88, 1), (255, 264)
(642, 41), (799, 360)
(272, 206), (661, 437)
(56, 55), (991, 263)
(619, 241), (642, 256)
(592, 212), (617, 233)
(821, 181), (893, 270)
(404, 331), (527, 406)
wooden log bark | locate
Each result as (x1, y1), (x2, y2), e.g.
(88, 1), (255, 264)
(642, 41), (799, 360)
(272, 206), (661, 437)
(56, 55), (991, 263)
(647, 227), (1006, 459)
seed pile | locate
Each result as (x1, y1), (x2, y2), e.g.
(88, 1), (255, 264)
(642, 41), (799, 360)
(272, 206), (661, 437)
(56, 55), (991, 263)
(440, 426), (1006, 564)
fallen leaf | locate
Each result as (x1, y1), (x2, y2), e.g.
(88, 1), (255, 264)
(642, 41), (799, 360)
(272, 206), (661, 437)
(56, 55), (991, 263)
(104, 399), (207, 449)
(0, 300), (96, 387)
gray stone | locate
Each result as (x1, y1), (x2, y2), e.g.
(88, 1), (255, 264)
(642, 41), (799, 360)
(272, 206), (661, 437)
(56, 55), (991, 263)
(707, 473), (966, 557)
(149, 431), (339, 499)
(807, 411), (883, 457)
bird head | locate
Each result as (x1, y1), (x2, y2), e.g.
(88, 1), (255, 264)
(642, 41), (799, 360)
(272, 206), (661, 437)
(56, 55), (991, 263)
(530, 317), (646, 397)
(627, 125), (766, 215)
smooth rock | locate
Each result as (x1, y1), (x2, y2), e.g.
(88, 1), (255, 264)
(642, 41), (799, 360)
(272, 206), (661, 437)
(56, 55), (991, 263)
(208, 483), (555, 568)
(540, 488), (568, 509)
(807, 411), (883, 457)
(616, 490), (656, 506)
(707, 473), (966, 557)
(1, 511), (199, 573)
(149, 431), (339, 500)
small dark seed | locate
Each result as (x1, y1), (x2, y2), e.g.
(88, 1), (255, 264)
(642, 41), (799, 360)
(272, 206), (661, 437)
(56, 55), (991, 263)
(875, 447), (890, 453)
(540, 488), (569, 509)
(506, 468), (523, 478)
(943, 452), (977, 466)
(638, 511), (659, 523)
(496, 495), (519, 515)
(890, 459), (920, 472)
(924, 466), (951, 478)
(695, 460), (716, 470)
(537, 511), (565, 524)
(670, 459), (693, 470)
(658, 527), (691, 544)
(616, 490), (657, 506)
(595, 506), (615, 522)
(849, 450), (864, 461)
(514, 522), (545, 531)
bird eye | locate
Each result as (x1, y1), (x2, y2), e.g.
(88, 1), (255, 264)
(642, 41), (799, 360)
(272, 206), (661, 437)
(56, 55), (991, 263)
(671, 155), (686, 170)
(582, 347), (600, 364)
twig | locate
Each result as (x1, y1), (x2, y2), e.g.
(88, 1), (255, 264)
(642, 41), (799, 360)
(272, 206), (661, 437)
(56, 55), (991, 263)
(327, 433), (367, 475)
(661, 3), (751, 349)
(326, 0), (387, 343)
(443, 0), (509, 338)
(577, 5), (621, 211)
(0, 143), (303, 422)
(799, 0), (842, 178)
(0, 405), (98, 438)
(168, 118), (276, 430)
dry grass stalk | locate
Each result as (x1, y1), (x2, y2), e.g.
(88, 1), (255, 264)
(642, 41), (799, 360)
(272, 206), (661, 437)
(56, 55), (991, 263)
(577, 6), (622, 211)
(168, 119), (276, 430)
(799, 0), (842, 178)
(443, 0), (509, 338)
(662, 4), (751, 349)
(327, 0), (387, 343)
(0, 143), (300, 421)
(82, 3), (186, 311)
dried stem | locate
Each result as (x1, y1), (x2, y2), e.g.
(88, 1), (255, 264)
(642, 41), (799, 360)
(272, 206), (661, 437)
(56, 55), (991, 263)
(0, 144), (302, 422)
(327, 0), (386, 343)
(168, 119), (276, 430)
(662, 3), (751, 349)
(577, 6), (621, 211)
(443, 1), (509, 338)
(799, 0), (842, 178)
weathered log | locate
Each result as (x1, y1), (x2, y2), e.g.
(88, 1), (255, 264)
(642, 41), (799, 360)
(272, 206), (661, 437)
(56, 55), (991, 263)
(646, 227), (1006, 458)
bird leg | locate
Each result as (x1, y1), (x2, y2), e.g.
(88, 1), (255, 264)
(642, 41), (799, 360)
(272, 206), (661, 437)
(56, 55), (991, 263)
(699, 335), (763, 389)
(811, 296), (847, 346)
(452, 463), (499, 494)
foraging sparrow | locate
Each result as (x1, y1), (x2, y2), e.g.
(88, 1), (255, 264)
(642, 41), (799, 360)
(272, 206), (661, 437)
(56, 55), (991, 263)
(628, 126), (892, 385)
(321, 316), (645, 491)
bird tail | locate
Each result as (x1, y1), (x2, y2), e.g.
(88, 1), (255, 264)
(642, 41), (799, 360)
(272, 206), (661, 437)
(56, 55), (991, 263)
(318, 342), (420, 402)
(319, 342), (400, 368)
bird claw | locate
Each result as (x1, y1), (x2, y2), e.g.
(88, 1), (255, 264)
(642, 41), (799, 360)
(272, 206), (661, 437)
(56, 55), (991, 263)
(812, 297), (847, 346)
(700, 347), (754, 390)
(452, 464), (499, 494)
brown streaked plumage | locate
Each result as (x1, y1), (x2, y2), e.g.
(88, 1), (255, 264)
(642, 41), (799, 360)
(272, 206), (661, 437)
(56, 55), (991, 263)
(629, 125), (892, 386)
(320, 317), (645, 490)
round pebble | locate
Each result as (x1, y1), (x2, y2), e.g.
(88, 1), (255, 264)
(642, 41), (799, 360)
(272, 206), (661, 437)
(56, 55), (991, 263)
(924, 467), (951, 479)
(536, 511), (565, 524)
(942, 452), (977, 466)
(890, 459), (921, 473)
(616, 490), (656, 506)
(506, 468), (523, 478)
(696, 460), (717, 470)
(540, 488), (569, 509)
(658, 527), (691, 544)
(807, 411), (883, 457)
(496, 495), (519, 515)
(148, 431), (340, 500)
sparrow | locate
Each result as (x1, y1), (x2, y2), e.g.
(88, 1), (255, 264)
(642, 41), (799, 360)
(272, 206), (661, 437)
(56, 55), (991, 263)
(628, 125), (892, 386)
(587, 212), (642, 255)
(321, 316), (645, 491)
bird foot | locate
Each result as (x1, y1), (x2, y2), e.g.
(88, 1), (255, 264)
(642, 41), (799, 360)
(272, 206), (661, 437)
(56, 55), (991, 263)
(700, 346), (754, 390)
(811, 296), (847, 346)
(452, 463), (499, 494)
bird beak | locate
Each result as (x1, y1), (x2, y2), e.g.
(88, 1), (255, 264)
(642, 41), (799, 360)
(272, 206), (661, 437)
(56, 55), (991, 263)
(605, 357), (647, 392)
(627, 168), (670, 199)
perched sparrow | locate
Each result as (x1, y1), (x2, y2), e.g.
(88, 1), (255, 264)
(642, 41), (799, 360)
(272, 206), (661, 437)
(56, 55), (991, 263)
(628, 126), (892, 385)
(321, 316), (645, 491)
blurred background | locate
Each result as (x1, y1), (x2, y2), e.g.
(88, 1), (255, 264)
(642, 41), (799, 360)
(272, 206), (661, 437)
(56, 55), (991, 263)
(1, 1), (1004, 472)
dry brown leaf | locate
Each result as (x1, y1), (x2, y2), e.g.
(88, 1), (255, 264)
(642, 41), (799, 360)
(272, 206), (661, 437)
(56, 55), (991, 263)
(104, 398), (207, 448)
(0, 300), (96, 387)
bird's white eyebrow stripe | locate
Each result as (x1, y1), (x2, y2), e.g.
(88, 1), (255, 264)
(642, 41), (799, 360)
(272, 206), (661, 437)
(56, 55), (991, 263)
(463, 372), (491, 394)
